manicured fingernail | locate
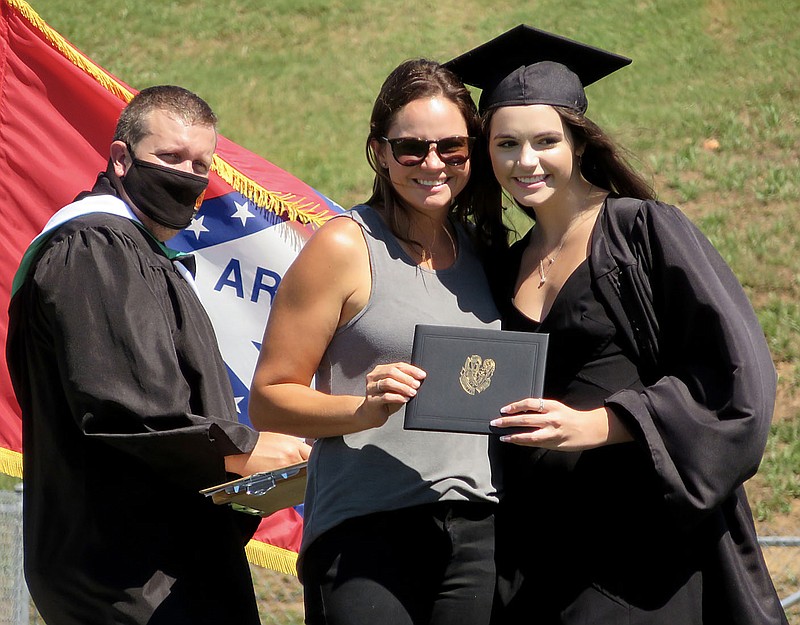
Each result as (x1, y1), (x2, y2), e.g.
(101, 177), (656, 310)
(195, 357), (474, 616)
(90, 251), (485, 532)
(489, 419), (500, 426)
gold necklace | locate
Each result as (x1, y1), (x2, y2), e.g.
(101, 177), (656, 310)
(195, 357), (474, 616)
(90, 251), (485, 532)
(536, 207), (597, 288)
(442, 222), (457, 259)
(537, 242), (566, 287)
(420, 221), (457, 266)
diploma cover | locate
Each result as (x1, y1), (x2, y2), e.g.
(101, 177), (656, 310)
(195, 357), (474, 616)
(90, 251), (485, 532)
(200, 461), (307, 517)
(404, 324), (548, 434)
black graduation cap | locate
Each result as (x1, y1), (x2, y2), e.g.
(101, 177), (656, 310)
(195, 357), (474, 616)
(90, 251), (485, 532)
(444, 25), (631, 114)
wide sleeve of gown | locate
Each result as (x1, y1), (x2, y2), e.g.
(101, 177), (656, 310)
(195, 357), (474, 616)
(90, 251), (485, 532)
(26, 221), (258, 490)
(604, 200), (777, 529)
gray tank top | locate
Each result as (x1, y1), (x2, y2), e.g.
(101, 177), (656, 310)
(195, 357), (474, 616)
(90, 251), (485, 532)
(301, 205), (501, 554)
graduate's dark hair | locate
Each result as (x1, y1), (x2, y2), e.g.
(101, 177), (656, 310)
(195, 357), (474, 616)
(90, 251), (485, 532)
(114, 86), (218, 151)
(365, 58), (504, 256)
(556, 107), (655, 201)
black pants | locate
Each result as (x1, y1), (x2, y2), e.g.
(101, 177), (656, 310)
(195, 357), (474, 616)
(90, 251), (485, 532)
(302, 502), (496, 625)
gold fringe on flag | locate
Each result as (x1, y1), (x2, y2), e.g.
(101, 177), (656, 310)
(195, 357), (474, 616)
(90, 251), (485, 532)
(7, 0), (135, 103)
(7, 0), (333, 227)
(211, 156), (331, 227)
(245, 539), (299, 576)
(0, 447), (23, 479)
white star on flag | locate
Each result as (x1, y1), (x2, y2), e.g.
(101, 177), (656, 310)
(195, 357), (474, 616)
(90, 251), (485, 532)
(185, 215), (210, 239)
(231, 200), (255, 226)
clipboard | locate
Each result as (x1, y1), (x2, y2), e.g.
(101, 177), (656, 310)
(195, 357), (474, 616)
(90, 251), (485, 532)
(200, 461), (308, 517)
(404, 324), (548, 434)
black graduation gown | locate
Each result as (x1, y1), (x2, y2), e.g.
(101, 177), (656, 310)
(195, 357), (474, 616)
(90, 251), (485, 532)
(493, 197), (786, 624)
(6, 191), (262, 625)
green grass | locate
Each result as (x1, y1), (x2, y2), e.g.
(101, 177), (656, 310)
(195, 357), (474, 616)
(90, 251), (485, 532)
(21, 0), (800, 522)
(28, 1), (800, 202)
(0, 474), (21, 491)
(755, 418), (800, 521)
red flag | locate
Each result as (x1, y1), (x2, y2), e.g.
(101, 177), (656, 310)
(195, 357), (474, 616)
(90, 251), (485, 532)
(0, 0), (340, 574)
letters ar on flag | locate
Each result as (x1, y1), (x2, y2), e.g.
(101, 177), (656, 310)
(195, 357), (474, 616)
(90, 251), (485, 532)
(0, 0), (340, 574)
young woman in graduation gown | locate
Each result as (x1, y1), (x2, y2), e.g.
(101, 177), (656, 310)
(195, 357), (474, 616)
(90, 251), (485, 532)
(445, 25), (787, 625)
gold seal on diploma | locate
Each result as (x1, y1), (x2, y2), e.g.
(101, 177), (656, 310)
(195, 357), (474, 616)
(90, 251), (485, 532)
(459, 355), (495, 395)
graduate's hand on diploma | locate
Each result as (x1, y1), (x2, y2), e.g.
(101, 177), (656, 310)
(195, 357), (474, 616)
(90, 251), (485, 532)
(489, 399), (632, 451)
(224, 432), (311, 477)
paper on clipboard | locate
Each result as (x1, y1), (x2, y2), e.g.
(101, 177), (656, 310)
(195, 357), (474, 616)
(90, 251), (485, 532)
(201, 461), (308, 517)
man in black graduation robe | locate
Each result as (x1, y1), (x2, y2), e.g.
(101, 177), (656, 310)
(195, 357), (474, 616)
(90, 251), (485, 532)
(6, 86), (309, 625)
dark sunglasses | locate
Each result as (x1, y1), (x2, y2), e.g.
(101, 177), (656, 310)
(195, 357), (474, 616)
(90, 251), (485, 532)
(381, 136), (475, 167)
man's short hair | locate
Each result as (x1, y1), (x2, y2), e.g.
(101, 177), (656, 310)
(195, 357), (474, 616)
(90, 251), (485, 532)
(113, 85), (218, 149)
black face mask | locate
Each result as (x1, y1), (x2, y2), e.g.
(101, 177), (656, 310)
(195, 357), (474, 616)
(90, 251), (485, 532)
(120, 158), (209, 230)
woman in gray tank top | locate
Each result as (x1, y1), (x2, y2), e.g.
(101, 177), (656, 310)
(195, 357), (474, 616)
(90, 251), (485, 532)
(249, 59), (506, 625)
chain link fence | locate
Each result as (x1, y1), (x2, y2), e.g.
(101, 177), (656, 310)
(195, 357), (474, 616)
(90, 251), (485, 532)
(760, 536), (800, 623)
(1, 485), (797, 625)
(0, 487), (28, 625)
